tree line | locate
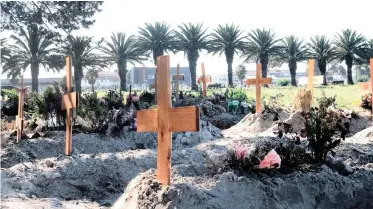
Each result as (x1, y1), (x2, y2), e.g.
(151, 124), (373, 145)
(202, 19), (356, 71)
(1, 2), (373, 92)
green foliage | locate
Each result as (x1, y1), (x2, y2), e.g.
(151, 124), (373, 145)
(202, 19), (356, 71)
(105, 90), (125, 109)
(276, 78), (291, 86)
(360, 93), (372, 111)
(227, 88), (250, 103)
(1, 89), (18, 116)
(357, 75), (369, 82)
(303, 94), (349, 162)
(78, 92), (108, 133)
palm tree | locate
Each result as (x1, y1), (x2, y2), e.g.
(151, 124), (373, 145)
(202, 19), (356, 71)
(99, 32), (146, 91)
(279, 35), (310, 86)
(85, 67), (101, 93)
(61, 35), (105, 92)
(333, 29), (366, 84)
(235, 64), (247, 86)
(175, 23), (211, 90)
(137, 21), (177, 66)
(242, 28), (283, 78)
(210, 24), (246, 87)
(2, 25), (63, 91)
(1, 38), (11, 65)
(308, 35), (337, 85)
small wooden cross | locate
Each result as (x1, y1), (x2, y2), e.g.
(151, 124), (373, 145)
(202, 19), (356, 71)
(137, 55), (200, 186)
(172, 64), (184, 102)
(15, 74), (28, 143)
(245, 63), (272, 113)
(197, 63), (212, 97)
(61, 56), (79, 156)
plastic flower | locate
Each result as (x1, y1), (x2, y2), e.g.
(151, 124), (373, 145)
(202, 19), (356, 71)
(235, 144), (248, 160)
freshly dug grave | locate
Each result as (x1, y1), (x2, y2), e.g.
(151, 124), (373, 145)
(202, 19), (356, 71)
(114, 127), (373, 209)
(0, 121), (222, 209)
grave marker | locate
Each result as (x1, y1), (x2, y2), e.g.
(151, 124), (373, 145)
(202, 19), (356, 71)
(245, 63), (272, 113)
(197, 63), (211, 97)
(172, 64), (184, 102)
(15, 74), (28, 143)
(308, 59), (316, 95)
(61, 56), (79, 156)
(136, 56), (200, 186)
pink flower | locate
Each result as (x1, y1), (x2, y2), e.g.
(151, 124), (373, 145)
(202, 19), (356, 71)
(258, 149), (281, 169)
(235, 144), (248, 160)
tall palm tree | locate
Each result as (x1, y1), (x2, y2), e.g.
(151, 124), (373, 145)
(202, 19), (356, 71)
(210, 23), (246, 87)
(235, 64), (247, 86)
(308, 35), (337, 85)
(242, 28), (283, 78)
(61, 35), (105, 93)
(2, 25), (63, 91)
(99, 32), (147, 91)
(279, 35), (310, 86)
(137, 21), (177, 66)
(85, 67), (101, 93)
(1, 38), (11, 65)
(175, 23), (211, 90)
(333, 29), (366, 84)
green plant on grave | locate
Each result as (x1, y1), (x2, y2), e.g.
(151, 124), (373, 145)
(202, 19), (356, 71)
(78, 92), (109, 133)
(302, 93), (349, 162)
(1, 89), (18, 116)
(227, 88), (249, 102)
(33, 84), (65, 129)
(105, 90), (125, 110)
(360, 93), (372, 112)
(276, 78), (291, 86)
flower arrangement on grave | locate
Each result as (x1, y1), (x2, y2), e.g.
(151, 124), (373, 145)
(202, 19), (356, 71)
(360, 93), (372, 111)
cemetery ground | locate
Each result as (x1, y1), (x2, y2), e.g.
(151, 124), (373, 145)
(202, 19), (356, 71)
(1, 74), (373, 207)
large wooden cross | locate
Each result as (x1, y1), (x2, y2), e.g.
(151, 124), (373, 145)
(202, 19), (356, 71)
(15, 74), (28, 143)
(307, 59), (323, 94)
(61, 56), (79, 156)
(172, 64), (184, 102)
(137, 56), (200, 186)
(245, 63), (272, 113)
(197, 63), (212, 97)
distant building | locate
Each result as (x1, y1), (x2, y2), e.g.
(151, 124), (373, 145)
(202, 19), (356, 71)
(82, 71), (120, 90)
(128, 66), (192, 89)
(0, 77), (62, 92)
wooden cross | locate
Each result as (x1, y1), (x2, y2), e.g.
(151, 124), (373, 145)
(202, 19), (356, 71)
(15, 74), (28, 143)
(308, 59), (315, 95)
(197, 63), (212, 97)
(136, 55), (200, 186)
(61, 56), (79, 156)
(172, 64), (184, 102)
(245, 63), (272, 113)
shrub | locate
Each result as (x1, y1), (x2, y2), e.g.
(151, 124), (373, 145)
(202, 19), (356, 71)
(302, 94), (349, 162)
(360, 93), (372, 111)
(276, 78), (291, 86)
(1, 89), (18, 116)
(227, 88), (249, 102)
(78, 92), (108, 133)
(357, 75), (369, 82)
(105, 90), (125, 110)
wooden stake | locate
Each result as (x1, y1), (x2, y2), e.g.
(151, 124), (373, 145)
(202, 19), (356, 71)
(15, 74), (25, 143)
(61, 56), (79, 156)
(197, 63), (211, 97)
(245, 63), (272, 113)
(172, 64), (184, 103)
(308, 59), (315, 96)
(137, 56), (200, 186)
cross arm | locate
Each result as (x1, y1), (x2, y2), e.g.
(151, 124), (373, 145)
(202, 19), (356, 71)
(136, 106), (200, 132)
(61, 92), (79, 110)
(246, 78), (272, 85)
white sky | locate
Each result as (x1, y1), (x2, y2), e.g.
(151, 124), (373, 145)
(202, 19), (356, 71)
(1, 0), (373, 79)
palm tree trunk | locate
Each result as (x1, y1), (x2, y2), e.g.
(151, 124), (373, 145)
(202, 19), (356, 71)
(31, 55), (39, 92)
(226, 55), (234, 87)
(74, 62), (83, 93)
(188, 58), (198, 90)
(289, 60), (297, 86)
(91, 83), (94, 93)
(118, 61), (127, 91)
(260, 55), (269, 78)
(346, 63), (354, 85)
(241, 79), (243, 86)
(319, 62), (328, 85)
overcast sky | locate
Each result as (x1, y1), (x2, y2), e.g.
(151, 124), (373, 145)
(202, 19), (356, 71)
(2, 0), (372, 79)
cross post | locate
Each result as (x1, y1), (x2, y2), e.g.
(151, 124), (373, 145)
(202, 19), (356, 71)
(172, 64), (184, 103)
(308, 59), (315, 96)
(61, 56), (79, 156)
(136, 56), (200, 186)
(245, 63), (272, 113)
(15, 74), (27, 143)
(197, 63), (211, 97)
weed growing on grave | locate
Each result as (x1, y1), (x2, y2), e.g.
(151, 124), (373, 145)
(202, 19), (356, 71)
(276, 78), (291, 86)
(139, 91), (155, 109)
(227, 88), (250, 102)
(302, 93), (349, 162)
(78, 92), (109, 133)
(360, 93), (372, 112)
(1, 89), (18, 116)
